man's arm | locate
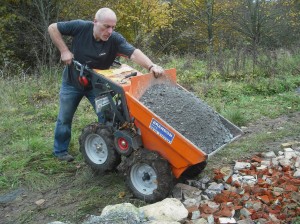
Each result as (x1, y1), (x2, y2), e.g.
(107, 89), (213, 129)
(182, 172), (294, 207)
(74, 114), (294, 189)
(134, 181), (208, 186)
(48, 23), (73, 64)
(130, 49), (164, 78)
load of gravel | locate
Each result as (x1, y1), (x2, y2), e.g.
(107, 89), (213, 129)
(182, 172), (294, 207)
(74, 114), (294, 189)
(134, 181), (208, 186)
(139, 84), (233, 154)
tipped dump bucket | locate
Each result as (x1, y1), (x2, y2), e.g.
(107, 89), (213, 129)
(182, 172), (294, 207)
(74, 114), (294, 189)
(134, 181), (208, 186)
(125, 69), (243, 178)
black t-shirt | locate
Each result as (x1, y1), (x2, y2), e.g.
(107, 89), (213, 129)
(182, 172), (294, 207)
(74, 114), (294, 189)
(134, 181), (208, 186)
(57, 20), (135, 88)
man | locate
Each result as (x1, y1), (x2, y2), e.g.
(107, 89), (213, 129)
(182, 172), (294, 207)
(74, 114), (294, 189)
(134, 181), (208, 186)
(48, 7), (164, 162)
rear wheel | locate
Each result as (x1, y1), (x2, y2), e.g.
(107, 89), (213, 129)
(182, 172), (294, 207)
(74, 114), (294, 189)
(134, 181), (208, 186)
(79, 123), (121, 173)
(125, 148), (174, 203)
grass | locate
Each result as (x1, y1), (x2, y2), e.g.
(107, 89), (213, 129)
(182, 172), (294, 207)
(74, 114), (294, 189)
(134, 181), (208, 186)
(1, 54), (300, 223)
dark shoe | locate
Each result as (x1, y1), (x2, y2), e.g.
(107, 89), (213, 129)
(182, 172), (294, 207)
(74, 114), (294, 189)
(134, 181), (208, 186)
(55, 153), (74, 162)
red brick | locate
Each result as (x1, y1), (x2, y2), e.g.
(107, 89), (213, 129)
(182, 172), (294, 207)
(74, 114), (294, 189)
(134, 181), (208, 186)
(282, 165), (291, 172)
(251, 155), (262, 163)
(258, 195), (270, 204)
(232, 181), (241, 188)
(200, 213), (212, 219)
(214, 194), (229, 203)
(187, 205), (199, 213)
(277, 213), (287, 220)
(214, 172), (225, 181)
(225, 175), (233, 184)
(288, 178), (300, 186)
(199, 204), (219, 214)
(284, 184), (298, 192)
(214, 204), (233, 217)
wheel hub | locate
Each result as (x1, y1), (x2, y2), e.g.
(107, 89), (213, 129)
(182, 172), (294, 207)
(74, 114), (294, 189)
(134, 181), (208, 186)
(85, 134), (108, 164)
(95, 143), (103, 151)
(130, 163), (157, 195)
(118, 137), (128, 151)
(142, 172), (151, 181)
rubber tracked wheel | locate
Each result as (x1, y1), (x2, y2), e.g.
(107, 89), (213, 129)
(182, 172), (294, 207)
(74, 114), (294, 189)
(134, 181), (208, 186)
(125, 148), (174, 203)
(79, 123), (121, 173)
(180, 161), (207, 179)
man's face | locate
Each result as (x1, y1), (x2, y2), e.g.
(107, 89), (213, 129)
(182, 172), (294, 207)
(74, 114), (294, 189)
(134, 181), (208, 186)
(93, 17), (116, 41)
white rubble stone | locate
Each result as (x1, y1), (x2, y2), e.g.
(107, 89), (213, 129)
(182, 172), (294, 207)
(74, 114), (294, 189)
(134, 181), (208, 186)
(284, 148), (297, 159)
(207, 182), (224, 192)
(219, 217), (237, 223)
(278, 158), (292, 167)
(100, 203), (138, 216)
(183, 198), (200, 208)
(269, 213), (280, 223)
(174, 183), (202, 200)
(88, 203), (143, 224)
(293, 169), (300, 178)
(146, 221), (180, 224)
(190, 210), (201, 220)
(207, 215), (214, 224)
(277, 155), (285, 160)
(265, 178), (272, 185)
(253, 201), (262, 211)
(261, 151), (276, 158)
(237, 219), (255, 224)
(271, 158), (279, 166)
(232, 174), (257, 185)
(273, 187), (284, 194)
(294, 157), (300, 168)
(256, 165), (268, 170)
(261, 160), (271, 167)
(140, 198), (188, 223)
(234, 162), (251, 170)
(240, 208), (252, 218)
(191, 218), (208, 224)
(284, 147), (294, 152)
(207, 201), (220, 210)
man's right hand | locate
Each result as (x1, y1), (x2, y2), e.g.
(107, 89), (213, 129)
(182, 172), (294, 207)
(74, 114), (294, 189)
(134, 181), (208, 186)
(48, 23), (73, 65)
(61, 51), (74, 65)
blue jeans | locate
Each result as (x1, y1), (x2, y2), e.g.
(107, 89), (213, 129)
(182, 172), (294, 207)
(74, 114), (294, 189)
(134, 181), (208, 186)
(53, 81), (102, 156)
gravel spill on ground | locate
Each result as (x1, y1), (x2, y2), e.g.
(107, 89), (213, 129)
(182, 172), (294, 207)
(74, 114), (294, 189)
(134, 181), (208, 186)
(140, 84), (233, 154)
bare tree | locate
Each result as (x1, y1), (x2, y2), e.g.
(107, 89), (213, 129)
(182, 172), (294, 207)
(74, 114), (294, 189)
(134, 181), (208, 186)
(226, 0), (274, 73)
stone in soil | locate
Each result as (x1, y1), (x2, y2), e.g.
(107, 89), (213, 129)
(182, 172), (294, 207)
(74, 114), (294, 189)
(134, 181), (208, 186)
(139, 84), (233, 154)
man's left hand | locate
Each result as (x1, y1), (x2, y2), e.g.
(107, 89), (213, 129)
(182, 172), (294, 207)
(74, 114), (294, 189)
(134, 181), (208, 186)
(149, 64), (164, 78)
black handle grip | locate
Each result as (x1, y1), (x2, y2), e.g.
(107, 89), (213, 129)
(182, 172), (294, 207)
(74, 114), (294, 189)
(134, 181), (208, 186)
(124, 72), (137, 79)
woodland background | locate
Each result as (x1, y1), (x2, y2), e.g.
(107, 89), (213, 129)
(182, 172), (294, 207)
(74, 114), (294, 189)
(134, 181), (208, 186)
(1, 0), (300, 79)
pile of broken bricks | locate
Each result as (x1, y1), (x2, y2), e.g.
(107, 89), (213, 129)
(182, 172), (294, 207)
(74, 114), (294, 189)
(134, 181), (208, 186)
(173, 141), (300, 224)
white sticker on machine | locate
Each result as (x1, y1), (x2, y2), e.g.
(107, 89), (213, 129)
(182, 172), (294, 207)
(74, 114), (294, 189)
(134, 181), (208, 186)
(149, 118), (175, 144)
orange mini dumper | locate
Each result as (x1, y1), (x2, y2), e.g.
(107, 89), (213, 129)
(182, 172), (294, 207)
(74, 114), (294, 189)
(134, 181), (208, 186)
(75, 60), (243, 203)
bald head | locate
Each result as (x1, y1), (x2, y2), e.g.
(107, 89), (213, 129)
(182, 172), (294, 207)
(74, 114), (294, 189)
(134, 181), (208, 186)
(95, 8), (117, 22)
(93, 8), (117, 41)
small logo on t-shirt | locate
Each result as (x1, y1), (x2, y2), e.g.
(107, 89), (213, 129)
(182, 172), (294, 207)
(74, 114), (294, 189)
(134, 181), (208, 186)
(99, 52), (106, 56)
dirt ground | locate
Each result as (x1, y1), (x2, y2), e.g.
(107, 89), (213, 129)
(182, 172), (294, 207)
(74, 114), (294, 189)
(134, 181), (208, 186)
(1, 111), (300, 224)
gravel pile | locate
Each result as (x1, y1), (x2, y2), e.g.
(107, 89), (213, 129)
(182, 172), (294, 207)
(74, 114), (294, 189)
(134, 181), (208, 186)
(140, 84), (233, 154)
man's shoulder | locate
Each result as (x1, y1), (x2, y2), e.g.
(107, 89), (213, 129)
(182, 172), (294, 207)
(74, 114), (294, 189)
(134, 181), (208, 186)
(57, 20), (93, 35)
(73, 19), (93, 26)
(110, 31), (126, 42)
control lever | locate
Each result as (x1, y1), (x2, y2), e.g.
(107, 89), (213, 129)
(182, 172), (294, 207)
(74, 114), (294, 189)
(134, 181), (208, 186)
(120, 72), (137, 84)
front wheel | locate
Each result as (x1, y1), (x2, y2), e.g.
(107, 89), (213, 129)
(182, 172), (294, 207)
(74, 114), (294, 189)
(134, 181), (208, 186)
(125, 148), (174, 203)
(79, 123), (121, 173)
